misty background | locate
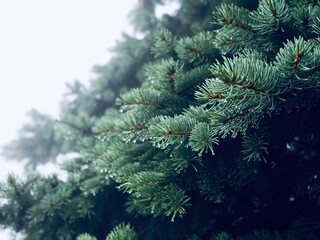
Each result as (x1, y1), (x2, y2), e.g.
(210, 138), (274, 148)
(0, 1), (178, 238)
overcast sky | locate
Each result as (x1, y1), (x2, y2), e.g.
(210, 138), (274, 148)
(0, 1), (138, 238)
(0, 0), (138, 143)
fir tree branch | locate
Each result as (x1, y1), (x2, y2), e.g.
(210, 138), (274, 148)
(121, 101), (160, 107)
(213, 4), (257, 34)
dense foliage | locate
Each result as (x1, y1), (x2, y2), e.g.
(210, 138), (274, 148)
(1, 0), (320, 239)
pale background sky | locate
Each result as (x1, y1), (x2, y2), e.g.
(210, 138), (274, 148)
(0, 1), (178, 239)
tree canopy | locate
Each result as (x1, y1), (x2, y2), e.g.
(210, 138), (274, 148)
(1, 0), (319, 239)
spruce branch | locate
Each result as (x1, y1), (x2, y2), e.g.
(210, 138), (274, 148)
(3, 1), (320, 238)
(117, 88), (162, 107)
(287, 0), (319, 8)
(188, 122), (219, 156)
(160, 58), (182, 94)
(175, 32), (217, 65)
(105, 223), (137, 240)
(174, 65), (213, 94)
(118, 171), (164, 196)
(76, 233), (97, 240)
(183, 106), (211, 123)
(186, 235), (201, 240)
(116, 112), (152, 143)
(151, 28), (176, 58)
(199, 68), (271, 134)
(170, 148), (203, 173)
(159, 184), (191, 222)
(198, 168), (225, 204)
(80, 175), (107, 196)
(237, 229), (282, 240)
(213, 4), (257, 34)
(210, 232), (232, 240)
(291, 5), (313, 28)
(26, 185), (72, 220)
(212, 4), (258, 53)
(56, 119), (93, 136)
(241, 134), (269, 162)
(312, 14), (320, 35)
(275, 37), (317, 89)
(117, 88), (187, 115)
(148, 115), (198, 149)
(210, 55), (278, 93)
(251, 0), (290, 34)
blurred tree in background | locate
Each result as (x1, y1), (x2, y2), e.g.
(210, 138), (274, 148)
(1, 0), (258, 169)
(1, 109), (71, 170)
(2, 0), (320, 239)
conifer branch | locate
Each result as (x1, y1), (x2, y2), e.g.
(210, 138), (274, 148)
(2, 1), (320, 238)
(163, 130), (191, 136)
(213, 4), (257, 34)
(56, 119), (93, 135)
(128, 125), (147, 130)
(121, 101), (160, 106)
(219, 17), (257, 34)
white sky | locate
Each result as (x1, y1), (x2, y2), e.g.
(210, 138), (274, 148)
(0, 0), (137, 143)
(0, 1), (137, 239)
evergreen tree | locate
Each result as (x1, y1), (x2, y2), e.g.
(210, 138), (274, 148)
(0, 0), (245, 169)
(1, 0), (320, 239)
(0, 1), (159, 168)
(0, 109), (72, 170)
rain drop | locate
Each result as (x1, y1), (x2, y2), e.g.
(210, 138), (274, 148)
(286, 143), (295, 152)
